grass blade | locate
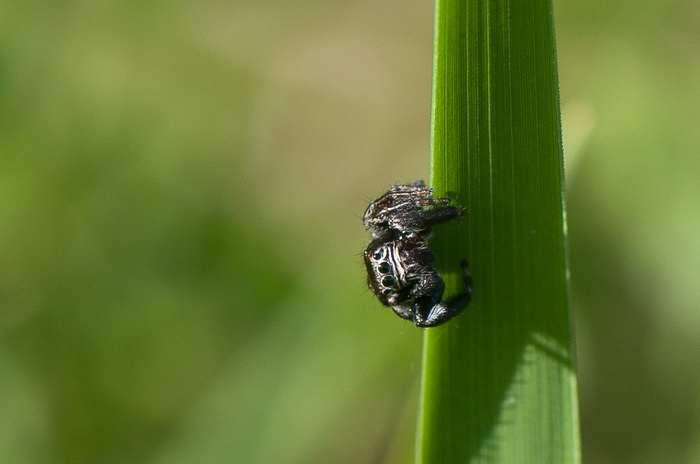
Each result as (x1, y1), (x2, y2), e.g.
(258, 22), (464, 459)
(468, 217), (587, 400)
(416, 0), (581, 463)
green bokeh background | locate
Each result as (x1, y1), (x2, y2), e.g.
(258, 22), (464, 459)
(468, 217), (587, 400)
(1, 1), (699, 463)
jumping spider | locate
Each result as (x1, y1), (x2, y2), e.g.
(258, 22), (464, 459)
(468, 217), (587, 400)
(363, 180), (471, 327)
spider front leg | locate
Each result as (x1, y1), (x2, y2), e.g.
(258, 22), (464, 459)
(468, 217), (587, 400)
(390, 303), (415, 322)
(396, 205), (462, 234)
(413, 260), (472, 328)
(417, 205), (462, 227)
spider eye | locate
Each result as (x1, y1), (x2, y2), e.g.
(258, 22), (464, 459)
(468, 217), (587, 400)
(373, 250), (383, 260)
(382, 276), (397, 288)
(377, 262), (391, 274)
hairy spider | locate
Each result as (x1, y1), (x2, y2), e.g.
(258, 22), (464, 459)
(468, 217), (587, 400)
(363, 180), (471, 327)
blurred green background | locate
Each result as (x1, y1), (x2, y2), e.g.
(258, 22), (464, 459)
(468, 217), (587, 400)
(1, 1), (699, 463)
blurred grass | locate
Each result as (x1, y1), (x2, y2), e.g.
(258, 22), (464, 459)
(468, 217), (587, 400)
(0, 3), (429, 462)
(0, 1), (700, 463)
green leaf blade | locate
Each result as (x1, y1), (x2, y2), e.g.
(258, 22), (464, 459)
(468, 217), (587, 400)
(418, 0), (581, 463)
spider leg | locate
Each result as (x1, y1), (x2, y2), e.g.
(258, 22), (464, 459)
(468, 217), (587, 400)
(390, 304), (415, 321)
(379, 196), (446, 218)
(395, 205), (462, 233)
(417, 205), (462, 226)
(413, 260), (472, 328)
(385, 285), (417, 321)
(412, 197), (450, 207)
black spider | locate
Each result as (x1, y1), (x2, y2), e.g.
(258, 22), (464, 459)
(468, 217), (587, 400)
(363, 180), (472, 327)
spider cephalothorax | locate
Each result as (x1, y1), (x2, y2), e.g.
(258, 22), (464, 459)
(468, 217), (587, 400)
(363, 180), (471, 327)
